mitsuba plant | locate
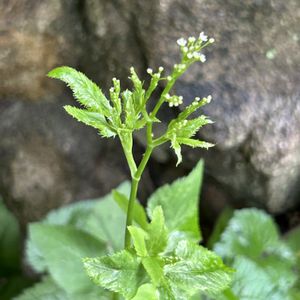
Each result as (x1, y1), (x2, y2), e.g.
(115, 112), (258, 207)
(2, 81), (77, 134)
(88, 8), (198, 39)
(26, 33), (234, 299)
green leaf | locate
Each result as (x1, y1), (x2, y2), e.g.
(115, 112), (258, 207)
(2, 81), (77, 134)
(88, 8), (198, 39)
(128, 226), (148, 257)
(48, 66), (112, 116)
(214, 208), (294, 262)
(29, 224), (106, 294)
(147, 160), (204, 243)
(207, 207), (234, 250)
(113, 190), (148, 230)
(83, 250), (143, 299)
(86, 181), (131, 250)
(0, 198), (21, 272)
(146, 206), (168, 256)
(229, 256), (296, 300)
(176, 137), (214, 149)
(132, 283), (158, 300)
(163, 240), (233, 299)
(14, 277), (109, 300)
(142, 257), (164, 287)
(64, 105), (115, 138)
(14, 277), (69, 300)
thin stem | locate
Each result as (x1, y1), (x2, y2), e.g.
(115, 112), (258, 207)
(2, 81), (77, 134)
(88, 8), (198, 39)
(124, 144), (153, 248)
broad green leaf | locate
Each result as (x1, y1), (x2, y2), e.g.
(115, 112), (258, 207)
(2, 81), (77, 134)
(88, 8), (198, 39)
(163, 240), (233, 299)
(48, 66), (112, 116)
(132, 284), (158, 300)
(29, 224), (106, 294)
(214, 208), (294, 262)
(86, 181), (131, 250)
(146, 206), (168, 256)
(83, 250), (143, 299)
(128, 226), (148, 257)
(0, 198), (21, 272)
(64, 105), (115, 138)
(14, 277), (69, 300)
(228, 256), (296, 300)
(14, 277), (108, 300)
(147, 160), (204, 243)
(113, 190), (148, 230)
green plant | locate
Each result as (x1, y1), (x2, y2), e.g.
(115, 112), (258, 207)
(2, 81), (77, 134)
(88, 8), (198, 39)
(16, 33), (237, 299)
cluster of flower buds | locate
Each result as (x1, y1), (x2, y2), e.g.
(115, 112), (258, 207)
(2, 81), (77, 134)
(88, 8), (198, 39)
(177, 32), (214, 63)
(165, 93), (183, 107)
(191, 95), (212, 106)
(146, 66), (164, 79)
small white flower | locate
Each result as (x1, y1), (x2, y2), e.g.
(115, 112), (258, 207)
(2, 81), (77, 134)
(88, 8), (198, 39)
(187, 53), (193, 59)
(209, 38), (215, 43)
(177, 38), (187, 47)
(165, 93), (171, 99)
(199, 32), (208, 42)
(158, 66), (164, 72)
(199, 54), (206, 62)
(195, 97), (200, 101)
(167, 76), (172, 81)
(147, 68), (153, 74)
(109, 87), (114, 92)
(169, 102), (174, 107)
(207, 95), (212, 103)
(188, 36), (196, 43)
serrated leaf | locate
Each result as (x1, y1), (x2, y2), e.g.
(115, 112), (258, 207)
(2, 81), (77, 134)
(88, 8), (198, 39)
(214, 208), (294, 262)
(48, 66), (112, 116)
(146, 206), (168, 256)
(29, 224), (106, 294)
(64, 105), (115, 138)
(132, 283), (158, 300)
(147, 160), (204, 243)
(171, 136), (182, 166)
(176, 138), (214, 149)
(113, 190), (148, 230)
(128, 226), (148, 257)
(142, 257), (164, 287)
(83, 250), (143, 299)
(163, 240), (233, 299)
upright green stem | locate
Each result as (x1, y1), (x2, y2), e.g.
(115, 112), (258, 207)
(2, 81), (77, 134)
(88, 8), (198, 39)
(124, 122), (154, 248)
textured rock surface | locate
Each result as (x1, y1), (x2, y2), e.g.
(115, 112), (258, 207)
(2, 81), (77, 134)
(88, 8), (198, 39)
(0, 0), (300, 225)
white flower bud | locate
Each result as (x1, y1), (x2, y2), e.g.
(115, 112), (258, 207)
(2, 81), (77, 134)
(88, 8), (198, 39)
(188, 37), (196, 43)
(195, 97), (200, 101)
(183, 47), (188, 53)
(158, 66), (164, 72)
(187, 53), (193, 59)
(147, 68), (153, 74)
(207, 95), (212, 103)
(177, 38), (187, 47)
(209, 38), (215, 43)
(199, 54), (206, 62)
(199, 32), (208, 42)
(167, 76), (172, 81)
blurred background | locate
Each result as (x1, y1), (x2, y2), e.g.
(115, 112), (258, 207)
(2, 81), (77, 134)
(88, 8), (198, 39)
(0, 0), (300, 296)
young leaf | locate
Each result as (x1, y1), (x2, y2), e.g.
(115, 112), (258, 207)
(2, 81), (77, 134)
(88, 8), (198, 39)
(147, 160), (204, 243)
(142, 257), (164, 287)
(163, 240), (233, 298)
(29, 224), (106, 295)
(128, 226), (148, 257)
(113, 190), (148, 230)
(83, 250), (143, 299)
(146, 206), (168, 256)
(64, 105), (116, 138)
(48, 66), (112, 116)
(132, 283), (158, 300)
